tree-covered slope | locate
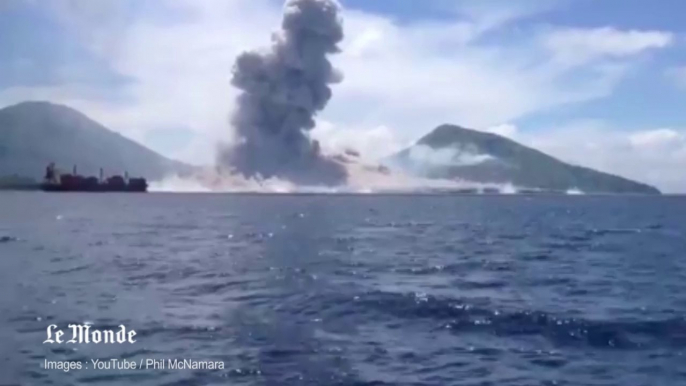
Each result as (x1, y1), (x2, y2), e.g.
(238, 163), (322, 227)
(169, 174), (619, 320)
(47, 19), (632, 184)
(0, 101), (189, 181)
(390, 124), (660, 194)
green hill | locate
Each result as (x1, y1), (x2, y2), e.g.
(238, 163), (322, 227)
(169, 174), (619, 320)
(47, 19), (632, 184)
(0, 101), (190, 182)
(390, 124), (660, 194)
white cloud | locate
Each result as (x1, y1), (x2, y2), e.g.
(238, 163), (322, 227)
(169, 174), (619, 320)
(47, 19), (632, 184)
(485, 123), (518, 139)
(544, 27), (673, 66)
(0, 0), (681, 190)
(502, 121), (686, 193)
(443, 0), (559, 32)
(629, 128), (685, 149)
(324, 15), (672, 147)
(311, 120), (407, 161)
(0, 0), (280, 163)
(407, 145), (494, 167)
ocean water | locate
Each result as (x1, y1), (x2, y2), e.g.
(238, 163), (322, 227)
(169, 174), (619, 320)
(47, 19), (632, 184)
(1, 192), (685, 386)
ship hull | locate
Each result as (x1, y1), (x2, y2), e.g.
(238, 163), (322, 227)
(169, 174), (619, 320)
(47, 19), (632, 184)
(40, 184), (147, 193)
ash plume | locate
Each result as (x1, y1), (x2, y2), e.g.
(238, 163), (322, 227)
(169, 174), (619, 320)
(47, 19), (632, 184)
(218, 0), (347, 185)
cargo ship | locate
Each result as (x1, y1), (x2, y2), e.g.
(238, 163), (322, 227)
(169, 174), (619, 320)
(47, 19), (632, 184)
(41, 164), (148, 193)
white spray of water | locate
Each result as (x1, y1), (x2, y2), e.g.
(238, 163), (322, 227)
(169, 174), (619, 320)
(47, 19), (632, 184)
(566, 188), (585, 195)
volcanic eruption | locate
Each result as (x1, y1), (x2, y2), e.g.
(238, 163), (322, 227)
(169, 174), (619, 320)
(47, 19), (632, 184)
(218, 0), (347, 186)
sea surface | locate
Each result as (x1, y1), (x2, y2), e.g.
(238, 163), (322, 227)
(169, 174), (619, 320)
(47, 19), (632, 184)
(1, 192), (685, 386)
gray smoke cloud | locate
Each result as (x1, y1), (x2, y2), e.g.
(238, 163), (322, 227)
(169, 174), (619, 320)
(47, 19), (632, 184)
(218, 0), (347, 186)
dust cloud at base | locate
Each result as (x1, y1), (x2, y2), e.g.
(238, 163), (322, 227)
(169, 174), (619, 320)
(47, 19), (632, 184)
(149, 160), (523, 194)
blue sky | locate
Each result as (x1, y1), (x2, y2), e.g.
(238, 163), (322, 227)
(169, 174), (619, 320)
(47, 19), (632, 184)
(1, 0), (685, 191)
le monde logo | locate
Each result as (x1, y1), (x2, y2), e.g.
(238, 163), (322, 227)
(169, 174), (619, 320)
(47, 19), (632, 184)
(44, 324), (137, 344)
